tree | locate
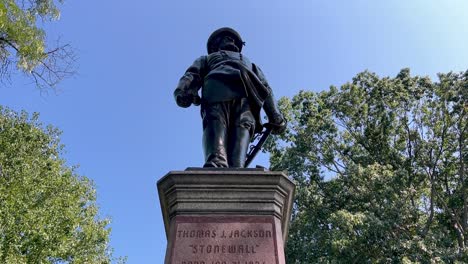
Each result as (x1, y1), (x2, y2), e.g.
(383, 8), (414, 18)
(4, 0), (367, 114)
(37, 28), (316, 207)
(0, 107), (124, 263)
(0, 0), (75, 90)
(266, 69), (467, 263)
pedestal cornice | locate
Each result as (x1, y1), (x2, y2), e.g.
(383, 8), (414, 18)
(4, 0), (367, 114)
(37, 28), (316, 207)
(157, 168), (295, 243)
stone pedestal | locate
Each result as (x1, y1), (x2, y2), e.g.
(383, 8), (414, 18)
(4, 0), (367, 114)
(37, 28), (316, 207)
(157, 168), (295, 264)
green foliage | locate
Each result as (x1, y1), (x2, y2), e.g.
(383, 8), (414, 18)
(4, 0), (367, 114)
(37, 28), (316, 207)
(0, 107), (124, 263)
(0, 0), (74, 90)
(267, 69), (468, 263)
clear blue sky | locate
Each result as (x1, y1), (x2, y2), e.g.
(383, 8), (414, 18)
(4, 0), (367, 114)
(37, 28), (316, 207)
(1, 0), (467, 262)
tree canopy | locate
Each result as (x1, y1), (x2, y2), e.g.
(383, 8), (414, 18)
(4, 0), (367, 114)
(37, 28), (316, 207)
(0, 0), (75, 90)
(267, 69), (467, 263)
(0, 107), (123, 263)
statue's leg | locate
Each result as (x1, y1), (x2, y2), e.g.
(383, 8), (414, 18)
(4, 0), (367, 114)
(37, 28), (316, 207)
(202, 103), (229, 168)
(228, 98), (255, 168)
(228, 126), (250, 167)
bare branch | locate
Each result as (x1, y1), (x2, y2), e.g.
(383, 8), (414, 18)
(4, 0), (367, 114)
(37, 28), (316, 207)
(1, 35), (77, 91)
(0, 37), (20, 52)
(30, 39), (77, 91)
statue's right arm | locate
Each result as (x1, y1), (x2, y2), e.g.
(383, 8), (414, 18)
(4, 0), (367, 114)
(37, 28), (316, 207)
(174, 56), (207, 108)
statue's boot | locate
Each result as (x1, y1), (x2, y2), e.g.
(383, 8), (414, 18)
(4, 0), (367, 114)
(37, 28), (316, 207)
(228, 126), (251, 168)
(202, 119), (229, 168)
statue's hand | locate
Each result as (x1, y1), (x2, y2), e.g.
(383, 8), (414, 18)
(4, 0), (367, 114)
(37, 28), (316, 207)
(267, 115), (287, 135)
(174, 88), (201, 108)
(192, 95), (201, 106)
(175, 93), (193, 108)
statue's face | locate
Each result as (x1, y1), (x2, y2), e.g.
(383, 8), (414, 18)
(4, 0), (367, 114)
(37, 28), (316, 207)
(217, 35), (239, 52)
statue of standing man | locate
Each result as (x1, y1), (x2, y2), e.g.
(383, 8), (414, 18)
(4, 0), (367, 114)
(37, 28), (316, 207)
(174, 27), (286, 168)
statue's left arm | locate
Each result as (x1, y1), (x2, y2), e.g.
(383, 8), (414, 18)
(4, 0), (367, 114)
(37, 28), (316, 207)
(253, 64), (287, 134)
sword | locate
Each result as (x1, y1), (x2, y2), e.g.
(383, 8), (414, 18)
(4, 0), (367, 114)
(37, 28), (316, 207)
(244, 123), (274, 167)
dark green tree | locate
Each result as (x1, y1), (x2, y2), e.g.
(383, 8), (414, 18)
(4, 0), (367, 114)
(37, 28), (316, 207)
(266, 69), (467, 263)
(0, 107), (124, 263)
(0, 0), (75, 90)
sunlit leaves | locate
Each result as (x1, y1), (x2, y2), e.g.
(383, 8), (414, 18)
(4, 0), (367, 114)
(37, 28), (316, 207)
(268, 69), (468, 263)
(0, 107), (123, 263)
(0, 0), (74, 90)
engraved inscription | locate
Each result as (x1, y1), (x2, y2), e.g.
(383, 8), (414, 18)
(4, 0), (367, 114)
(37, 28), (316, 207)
(171, 220), (277, 264)
(177, 229), (272, 239)
(182, 261), (266, 264)
(189, 244), (259, 254)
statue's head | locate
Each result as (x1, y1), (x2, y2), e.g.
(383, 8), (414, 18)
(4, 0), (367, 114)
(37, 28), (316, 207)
(207, 27), (244, 54)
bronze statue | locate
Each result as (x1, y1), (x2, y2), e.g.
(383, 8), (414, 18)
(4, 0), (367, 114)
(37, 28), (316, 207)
(174, 27), (286, 168)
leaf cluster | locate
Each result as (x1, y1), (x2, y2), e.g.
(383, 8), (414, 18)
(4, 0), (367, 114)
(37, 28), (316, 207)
(0, 107), (124, 263)
(267, 69), (468, 263)
(0, 0), (75, 91)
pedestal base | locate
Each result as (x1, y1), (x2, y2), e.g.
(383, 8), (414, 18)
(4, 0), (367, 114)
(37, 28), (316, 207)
(157, 168), (295, 264)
